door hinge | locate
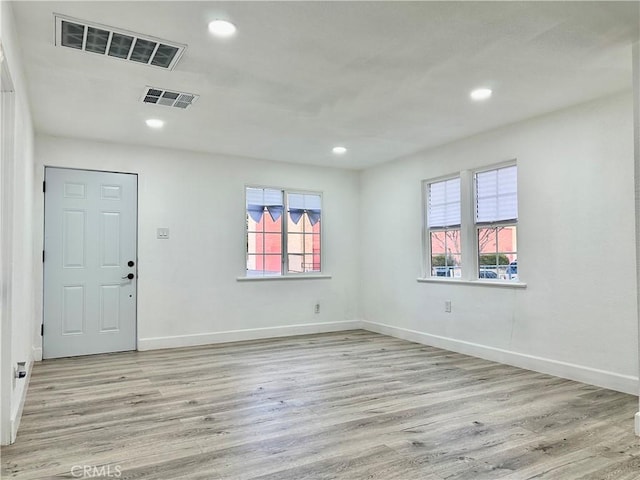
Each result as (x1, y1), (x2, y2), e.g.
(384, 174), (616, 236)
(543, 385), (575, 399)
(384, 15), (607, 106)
(43, 181), (46, 193)
(42, 250), (45, 262)
(41, 324), (44, 336)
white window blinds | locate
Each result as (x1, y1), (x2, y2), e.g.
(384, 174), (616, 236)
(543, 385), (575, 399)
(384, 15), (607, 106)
(246, 187), (284, 223)
(287, 193), (322, 225)
(475, 165), (517, 224)
(428, 177), (461, 228)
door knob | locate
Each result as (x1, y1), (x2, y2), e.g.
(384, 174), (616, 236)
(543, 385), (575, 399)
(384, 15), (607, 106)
(128, 260), (135, 267)
(122, 273), (135, 280)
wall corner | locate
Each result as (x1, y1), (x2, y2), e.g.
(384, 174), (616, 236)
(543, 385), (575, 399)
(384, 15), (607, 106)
(32, 345), (42, 362)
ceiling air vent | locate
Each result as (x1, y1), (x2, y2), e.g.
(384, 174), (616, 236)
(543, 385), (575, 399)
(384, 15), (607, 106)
(141, 87), (199, 109)
(54, 14), (186, 70)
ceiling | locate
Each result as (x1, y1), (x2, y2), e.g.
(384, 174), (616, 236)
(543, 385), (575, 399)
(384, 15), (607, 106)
(10, 1), (639, 169)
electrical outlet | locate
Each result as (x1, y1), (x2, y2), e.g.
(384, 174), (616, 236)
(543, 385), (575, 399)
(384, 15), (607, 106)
(157, 228), (170, 239)
(314, 303), (320, 314)
(445, 300), (452, 313)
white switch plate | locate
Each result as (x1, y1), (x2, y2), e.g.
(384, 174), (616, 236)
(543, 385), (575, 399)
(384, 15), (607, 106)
(157, 228), (170, 239)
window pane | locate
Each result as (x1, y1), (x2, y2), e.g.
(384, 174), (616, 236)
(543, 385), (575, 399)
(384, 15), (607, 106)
(428, 177), (461, 228)
(288, 193), (321, 210)
(248, 211), (282, 233)
(478, 226), (517, 280)
(286, 192), (321, 274)
(288, 214), (304, 233)
(304, 254), (319, 272)
(247, 254), (263, 274)
(265, 213), (282, 233)
(311, 235), (321, 272)
(287, 233), (305, 254)
(287, 254), (320, 273)
(430, 229), (461, 277)
(303, 212), (313, 231)
(288, 233), (317, 255)
(247, 187), (283, 210)
(287, 234), (320, 273)
(247, 233), (281, 254)
(247, 212), (258, 231)
(247, 254), (282, 277)
(246, 187), (285, 276)
(475, 165), (517, 223)
(255, 210), (281, 233)
(287, 254), (304, 273)
(262, 255), (282, 275)
(478, 227), (498, 255)
(431, 254), (461, 277)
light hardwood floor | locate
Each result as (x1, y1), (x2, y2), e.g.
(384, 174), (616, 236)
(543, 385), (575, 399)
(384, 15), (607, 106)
(1, 330), (639, 479)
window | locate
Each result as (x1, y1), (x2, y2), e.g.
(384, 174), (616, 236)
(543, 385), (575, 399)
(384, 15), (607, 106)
(246, 187), (322, 276)
(426, 177), (461, 278)
(246, 187), (284, 276)
(286, 193), (322, 274)
(424, 162), (519, 282)
(475, 165), (518, 280)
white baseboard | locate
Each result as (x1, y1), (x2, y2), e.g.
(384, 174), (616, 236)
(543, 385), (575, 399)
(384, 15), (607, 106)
(138, 320), (362, 351)
(635, 412), (640, 437)
(361, 320), (639, 395)
(10, 359), (33, 443)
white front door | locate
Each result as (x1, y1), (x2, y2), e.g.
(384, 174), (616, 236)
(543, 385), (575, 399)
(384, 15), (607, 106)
(43, 168), (137, 359)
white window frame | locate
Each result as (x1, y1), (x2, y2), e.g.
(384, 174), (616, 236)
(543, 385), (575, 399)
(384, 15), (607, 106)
(473, 161), (518, 281)
(423, 174), (462, 278)
(243, 185), (324, 278)
(420, 160), (525, 287)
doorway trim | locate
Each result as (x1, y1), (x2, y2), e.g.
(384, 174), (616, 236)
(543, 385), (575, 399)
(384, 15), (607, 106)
(0, 40), (17, 445)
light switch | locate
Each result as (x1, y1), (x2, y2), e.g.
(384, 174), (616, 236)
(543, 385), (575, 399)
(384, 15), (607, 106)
(157, 228), (170, 239)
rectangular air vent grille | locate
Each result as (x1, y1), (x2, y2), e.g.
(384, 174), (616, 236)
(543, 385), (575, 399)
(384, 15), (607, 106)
(141, 87), (199, 109)
(55, 14), (186, 70)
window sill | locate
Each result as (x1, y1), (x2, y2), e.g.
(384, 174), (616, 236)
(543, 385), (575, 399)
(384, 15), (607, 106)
(416, 277), (527, 289)
(237, 274), (332, 282)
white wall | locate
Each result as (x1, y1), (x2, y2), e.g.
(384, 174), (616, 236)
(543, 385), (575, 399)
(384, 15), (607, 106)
(34, 136), (360, 351)
(633, 42), (640, 434)
(0, 1), (36, 444)
(360, 92), (639, 394)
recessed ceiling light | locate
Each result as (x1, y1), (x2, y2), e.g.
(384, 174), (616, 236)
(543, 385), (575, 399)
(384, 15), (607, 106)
(208, 20), (237, 37)
(470, 88), (492, 101)
(145, 118), (164, 129)
(332, 146), (347, 155)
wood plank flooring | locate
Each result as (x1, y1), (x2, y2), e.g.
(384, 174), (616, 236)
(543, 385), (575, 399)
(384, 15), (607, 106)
(1, 330), (639, 479)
